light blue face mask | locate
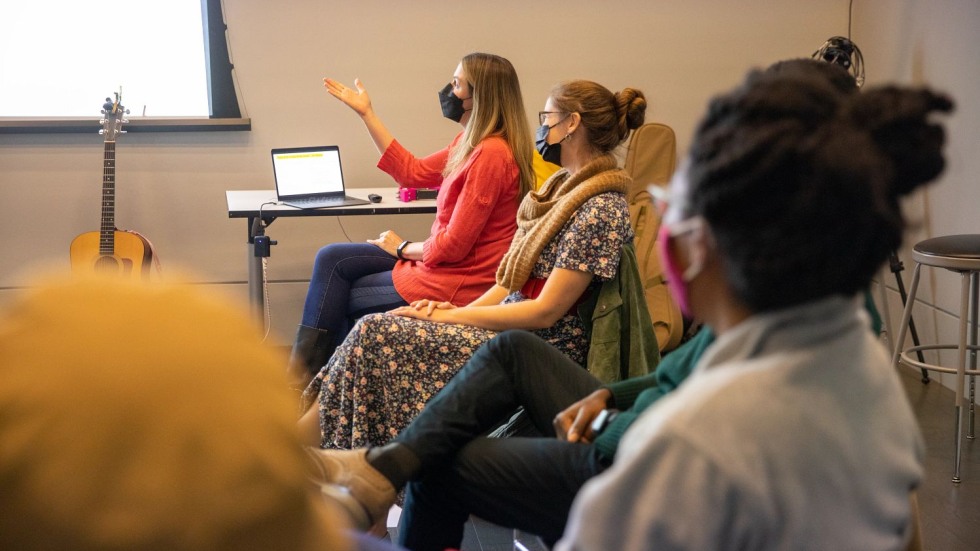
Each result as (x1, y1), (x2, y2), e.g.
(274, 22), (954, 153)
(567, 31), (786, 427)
(535, 114), (570, 166)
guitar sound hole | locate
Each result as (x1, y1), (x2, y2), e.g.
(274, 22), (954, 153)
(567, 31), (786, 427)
(94, 255), (120, 274)
(94, 255), (133, 275)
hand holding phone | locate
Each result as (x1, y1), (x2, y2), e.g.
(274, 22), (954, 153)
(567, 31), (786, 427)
(553, 388), (613, 443)
(590, 409), (619, 436)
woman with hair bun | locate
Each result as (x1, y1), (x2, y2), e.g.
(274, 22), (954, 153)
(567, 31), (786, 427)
(558, 66), (953, 550)
(297, 79), (648, 527)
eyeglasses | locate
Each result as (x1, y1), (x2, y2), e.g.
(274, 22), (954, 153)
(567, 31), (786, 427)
(648, 184), (670, 214)
(538, 111), (566, 126)
(651, 185), (700, 235)
(665, 216), (705, 238)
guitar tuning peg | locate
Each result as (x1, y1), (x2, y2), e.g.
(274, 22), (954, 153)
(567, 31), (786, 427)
(99, 129), (105, 135)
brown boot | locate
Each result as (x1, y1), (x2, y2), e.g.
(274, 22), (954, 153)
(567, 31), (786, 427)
(286, 325), (335, 389)
(307, 448), (396, 528)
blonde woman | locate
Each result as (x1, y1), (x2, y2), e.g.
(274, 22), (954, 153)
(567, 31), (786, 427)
(288, 53), (535, 387)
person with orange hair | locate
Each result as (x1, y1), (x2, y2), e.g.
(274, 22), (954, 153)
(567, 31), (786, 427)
(0, 277), (358, 551)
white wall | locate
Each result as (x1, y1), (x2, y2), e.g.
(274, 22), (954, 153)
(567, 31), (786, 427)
(856, 0), (980, 390)
(3, 0), (975, 354)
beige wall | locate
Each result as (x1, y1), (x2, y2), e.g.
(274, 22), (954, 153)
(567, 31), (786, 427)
(2, 1), (976, 358)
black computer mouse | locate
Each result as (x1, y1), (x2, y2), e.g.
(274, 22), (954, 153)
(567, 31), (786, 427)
(368, 193), (382, 203)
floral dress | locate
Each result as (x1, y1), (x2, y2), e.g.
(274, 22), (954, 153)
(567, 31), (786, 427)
(302, 192), (634, 450)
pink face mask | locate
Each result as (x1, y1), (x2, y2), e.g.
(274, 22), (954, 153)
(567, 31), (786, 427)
(657, 223), (692, 318)
(656, 218), (704, 319)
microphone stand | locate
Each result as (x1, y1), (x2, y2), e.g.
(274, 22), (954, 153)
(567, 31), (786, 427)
(810, 38), (923, 382)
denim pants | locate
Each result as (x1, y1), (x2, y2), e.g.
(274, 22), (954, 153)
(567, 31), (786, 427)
(394, 330), (610, 551)
(301, 243), (408, 334)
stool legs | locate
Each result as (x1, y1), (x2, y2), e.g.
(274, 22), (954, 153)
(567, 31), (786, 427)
(892, 265), (979, 482)
(967, 273), (978, 440)
(891, 264), (921, 371)
(952, 271), (980, 481)
(952, 272), (973, 482)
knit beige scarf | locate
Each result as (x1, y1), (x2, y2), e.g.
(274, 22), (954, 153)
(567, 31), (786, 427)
(496, 154), (629, 291)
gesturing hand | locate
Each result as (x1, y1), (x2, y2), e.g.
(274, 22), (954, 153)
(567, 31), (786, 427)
(323, 77), (372, 117)
(553, 388), (613, 443)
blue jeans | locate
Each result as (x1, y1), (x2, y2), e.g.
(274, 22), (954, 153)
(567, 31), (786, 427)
(301, 243), (408, 335)
(394, 330), (609, 550)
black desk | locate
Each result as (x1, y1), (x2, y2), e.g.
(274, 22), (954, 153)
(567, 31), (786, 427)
(226, 188), (437, 321)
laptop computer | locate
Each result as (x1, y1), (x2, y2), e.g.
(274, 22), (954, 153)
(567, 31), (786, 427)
(272, 145), (370, 209)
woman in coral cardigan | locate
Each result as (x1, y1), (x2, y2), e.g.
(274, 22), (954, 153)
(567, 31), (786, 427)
(287, 52), (536, 388)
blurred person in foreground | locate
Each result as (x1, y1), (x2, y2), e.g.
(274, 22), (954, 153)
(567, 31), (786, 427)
(0, 276), (366, 551)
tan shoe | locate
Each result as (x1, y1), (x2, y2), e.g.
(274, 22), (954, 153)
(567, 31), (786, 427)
(318, 483), (371, 530)
(309, 448), (396, 527)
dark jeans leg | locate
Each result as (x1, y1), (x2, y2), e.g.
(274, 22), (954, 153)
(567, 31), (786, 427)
(391, 330), (603, 550)
(397, 437), (609, 551)
(301, 243), (398, 331)
(347, 270), (408, 330)
(394, 329), (603, 468)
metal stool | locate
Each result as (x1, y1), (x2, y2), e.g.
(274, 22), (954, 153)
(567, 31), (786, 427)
(892, 234), (980, 482)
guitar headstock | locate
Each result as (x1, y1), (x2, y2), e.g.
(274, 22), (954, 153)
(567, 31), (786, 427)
(99, 90), (129, 141)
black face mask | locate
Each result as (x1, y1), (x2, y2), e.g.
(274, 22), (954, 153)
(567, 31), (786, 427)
(535, 123), (564, 166)
(438, 82), (467, 122)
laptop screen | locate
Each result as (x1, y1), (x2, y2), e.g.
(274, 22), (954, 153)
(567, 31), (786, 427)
(272, 146), (345, 198)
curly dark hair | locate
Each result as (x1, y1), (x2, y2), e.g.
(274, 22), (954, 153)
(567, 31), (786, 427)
(684, 59), (953, 312)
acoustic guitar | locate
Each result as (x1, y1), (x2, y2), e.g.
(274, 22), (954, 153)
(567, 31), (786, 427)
(70, 93), (153, 279)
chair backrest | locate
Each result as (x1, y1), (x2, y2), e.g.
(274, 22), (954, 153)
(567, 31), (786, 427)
(623, 123), (684, 352)
(624, 122), (677, 188)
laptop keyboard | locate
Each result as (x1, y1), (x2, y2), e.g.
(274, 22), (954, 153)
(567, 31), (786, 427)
(288, 196), (347, 207)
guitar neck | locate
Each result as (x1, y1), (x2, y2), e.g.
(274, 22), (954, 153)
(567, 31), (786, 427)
(100, 139), (116, 255)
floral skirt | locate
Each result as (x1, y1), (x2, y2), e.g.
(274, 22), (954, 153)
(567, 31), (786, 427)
(300, 311), (586, 450)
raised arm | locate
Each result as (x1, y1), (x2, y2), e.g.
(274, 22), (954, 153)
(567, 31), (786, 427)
(323, 77), (394, 155)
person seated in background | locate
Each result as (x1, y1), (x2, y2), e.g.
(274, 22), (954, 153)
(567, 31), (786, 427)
(0, 277), (362, 551)
(556, 61), (952, 550)
(297, 80), (652, 482)
(287, 52), (536, 388)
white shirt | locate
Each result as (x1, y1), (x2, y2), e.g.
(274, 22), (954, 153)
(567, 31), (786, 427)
(557, 296), (923, 551)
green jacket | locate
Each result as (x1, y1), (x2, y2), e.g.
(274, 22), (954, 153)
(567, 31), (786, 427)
(580, 243), (661, 384)
(594, 328), (715, 460)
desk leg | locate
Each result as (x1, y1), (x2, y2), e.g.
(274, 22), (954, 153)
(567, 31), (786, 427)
(248, 242), (265, 323)
(245, 214), (278, 325)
